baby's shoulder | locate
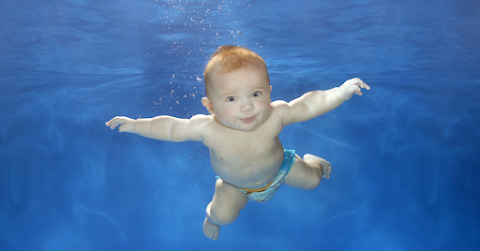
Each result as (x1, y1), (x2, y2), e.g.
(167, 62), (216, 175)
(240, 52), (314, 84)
(190, 114), (214, 126)
(270, 100), (290, 117)
(271, 100), (289, 107)
(186, 114), (215, 142)
(271, 100), (290, 110)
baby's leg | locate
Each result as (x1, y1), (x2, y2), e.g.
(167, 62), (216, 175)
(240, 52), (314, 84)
(203, 178), (248, 241)
(284, 154), (332, 190)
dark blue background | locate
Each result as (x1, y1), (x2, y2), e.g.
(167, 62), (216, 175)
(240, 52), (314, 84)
(1, 0), (479, 250)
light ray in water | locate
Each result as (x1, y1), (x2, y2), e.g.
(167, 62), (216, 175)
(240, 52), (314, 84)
(298, 125), (359, 152)
(74, 200), (128, 242)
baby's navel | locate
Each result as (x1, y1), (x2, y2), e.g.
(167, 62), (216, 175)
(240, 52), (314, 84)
(269, 147), (273, 151)
(219, 156), (224, 160)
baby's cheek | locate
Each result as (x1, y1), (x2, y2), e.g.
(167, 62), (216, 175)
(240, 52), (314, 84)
(224, 108), (237, 117)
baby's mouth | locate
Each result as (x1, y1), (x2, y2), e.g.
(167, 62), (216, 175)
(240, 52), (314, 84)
(240, 116), (255, 123)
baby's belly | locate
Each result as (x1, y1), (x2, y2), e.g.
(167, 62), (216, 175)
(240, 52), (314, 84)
(210, 146), (285, 188)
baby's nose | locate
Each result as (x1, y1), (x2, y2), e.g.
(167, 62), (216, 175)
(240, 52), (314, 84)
(240, 100), (254, 112)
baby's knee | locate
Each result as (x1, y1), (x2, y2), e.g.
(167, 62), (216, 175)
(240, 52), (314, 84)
(304, 175), (321, 190)
(206, 203), (239, 226)
(298, 167), (322, 190)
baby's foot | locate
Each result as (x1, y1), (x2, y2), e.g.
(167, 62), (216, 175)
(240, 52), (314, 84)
(304, 154), (332, 179)
(319, 158), (332, 179)
(203, 217), (220, 241)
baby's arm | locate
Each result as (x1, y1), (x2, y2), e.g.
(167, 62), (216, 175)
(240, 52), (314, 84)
(105, 115), (208, 142)
(279, 78), (370, 125)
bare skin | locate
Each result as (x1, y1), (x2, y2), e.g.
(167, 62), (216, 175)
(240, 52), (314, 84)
(106, 65), (369, 240)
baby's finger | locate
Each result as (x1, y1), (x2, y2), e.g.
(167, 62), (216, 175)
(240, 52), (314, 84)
(106, 120), (119, 129)
(358, 80), (370, 90)
(362, 82), (371, 90)
(353, 85), (363, 96)
(105, 118), (116, 127)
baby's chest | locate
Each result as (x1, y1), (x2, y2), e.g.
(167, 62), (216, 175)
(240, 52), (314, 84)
(217, 134), (276, 152)
(204, 118), (283, 160)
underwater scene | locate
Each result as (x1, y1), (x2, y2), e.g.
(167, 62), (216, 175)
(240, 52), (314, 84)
(1, 0), (479, 250)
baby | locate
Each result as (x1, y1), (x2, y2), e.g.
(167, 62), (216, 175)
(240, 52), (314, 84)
(106, 45), (370, 241)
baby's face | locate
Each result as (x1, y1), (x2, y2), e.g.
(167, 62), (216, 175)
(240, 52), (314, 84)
(206, 66), (272, 131)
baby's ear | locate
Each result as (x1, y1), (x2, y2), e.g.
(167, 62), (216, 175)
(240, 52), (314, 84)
(201, 97), (214, 114)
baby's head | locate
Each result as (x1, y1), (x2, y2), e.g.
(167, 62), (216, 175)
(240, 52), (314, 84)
(204, 45), (269, 97)
(202, 46), (272, 131)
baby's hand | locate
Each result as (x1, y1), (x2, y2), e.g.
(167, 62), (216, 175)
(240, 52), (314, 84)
(338, 78), (371, 101)
(105, 116), (135, 133)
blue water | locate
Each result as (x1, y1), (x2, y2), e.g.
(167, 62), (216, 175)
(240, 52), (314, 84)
(1, 0), (479, 250)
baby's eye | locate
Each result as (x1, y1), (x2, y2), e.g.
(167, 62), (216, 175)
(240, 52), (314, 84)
(253, 91), (261, 97)
(226, 96), (236, 102)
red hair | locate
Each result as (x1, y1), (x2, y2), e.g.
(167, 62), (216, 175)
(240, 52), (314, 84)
(204, 45), (268, 96)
